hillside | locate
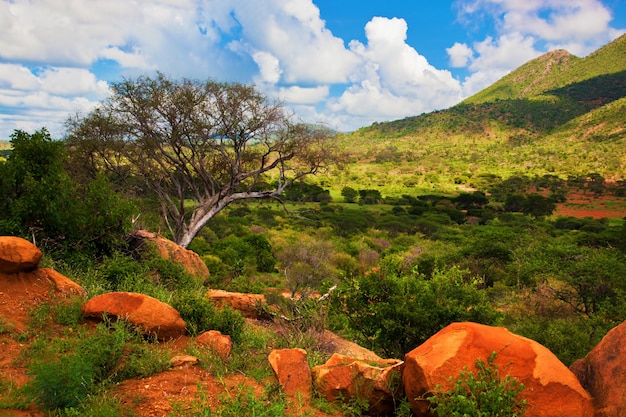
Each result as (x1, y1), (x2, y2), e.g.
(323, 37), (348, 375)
(336, 35), (626, 191)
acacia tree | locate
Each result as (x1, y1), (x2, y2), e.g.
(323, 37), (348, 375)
(65, 73), (334, 248)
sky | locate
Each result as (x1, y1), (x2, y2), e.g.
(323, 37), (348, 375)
(1, 0), (625, 140)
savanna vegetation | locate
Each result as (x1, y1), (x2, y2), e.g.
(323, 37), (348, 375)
(1, 35), (625, 416)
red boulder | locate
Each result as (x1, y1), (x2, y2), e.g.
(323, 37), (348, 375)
(571, 321), (626, 417)
(82, 292), (186, 341)
(404, 322), (593, 417)
(0, 236), (42, 273)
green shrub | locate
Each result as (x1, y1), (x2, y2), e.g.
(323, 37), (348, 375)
(25, 321), (165, 411)
(172, 290), (244, 342)
(428, 351), (527, 417)
(331, 266), (501, 357)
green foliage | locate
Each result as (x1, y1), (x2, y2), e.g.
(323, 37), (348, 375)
(25, 321), (168, 411)
(172, 290), (244, 342)
(331, 266), (502, 357)
(169, 383), (287, 417)
(341, 186), (359, 203)
(0, 129), (134, 256)
(428, 352), (527, 417)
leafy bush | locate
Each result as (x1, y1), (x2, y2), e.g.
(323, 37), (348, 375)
(331, 266), (501, 357)
(172, 290), (244, 342)
(428, 351), (527, 417)
(26, 321), (166, 411)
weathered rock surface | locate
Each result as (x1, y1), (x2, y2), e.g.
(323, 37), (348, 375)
(170, 355), (200, 367)
(570, 321), (626, 417)
(312, 353), (404, 416)
(41, 268), (87, 296)
(403, 322), (594, 417)
(319, 330), (382, 361)
(0, 236), (42, 273)
(207, 289), (265, 319)
(82, 292), (186, 341)
(196, 330), (233, 358)
(268, 348), (312, 399)
(128, 230), (209, 281)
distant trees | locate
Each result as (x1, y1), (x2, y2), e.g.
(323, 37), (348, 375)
(65, 73), (335, 248)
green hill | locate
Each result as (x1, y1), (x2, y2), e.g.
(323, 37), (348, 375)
(331, 35), (626, 194)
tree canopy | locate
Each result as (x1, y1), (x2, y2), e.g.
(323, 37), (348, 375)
(65, 74), (335, 248)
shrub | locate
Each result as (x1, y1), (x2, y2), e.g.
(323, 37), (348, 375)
(172, 290), (244, 342)
(428, 351), (527, 417)
(331, 266), (501, 357)
(25, 320), (164, 411)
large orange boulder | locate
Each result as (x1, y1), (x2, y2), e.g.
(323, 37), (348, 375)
(312, 353), (404, 416)
(0, 236), (42, 273)
(570, 321), (626, 417)
(268, 348), (312, 399)
(82, 292), (186, 341)
(207, 289), (265, 319)
(128, 230), (209, 282)
(404, 322), (593, 417)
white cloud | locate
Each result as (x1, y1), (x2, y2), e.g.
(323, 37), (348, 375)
(275, 85), (329, 105)
(0, 65), (106, 139)
(327, 17), (462, 129)
(226, 0), (360, 84)
(447, 42), (474, 67)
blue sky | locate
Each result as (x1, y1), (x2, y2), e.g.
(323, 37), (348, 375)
(1, 0), (625, 139)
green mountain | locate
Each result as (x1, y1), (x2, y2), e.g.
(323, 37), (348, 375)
(334, 35), (626, 192)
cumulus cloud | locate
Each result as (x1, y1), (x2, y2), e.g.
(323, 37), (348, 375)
(447, 42), (474, 67)
(328, 17), (462, 129)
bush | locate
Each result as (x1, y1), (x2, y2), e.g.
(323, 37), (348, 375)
(26, 321), (165, 411)
(172, 290), (244, 342)
(428, 351), (527, 417)
(331, 266), (502, 357)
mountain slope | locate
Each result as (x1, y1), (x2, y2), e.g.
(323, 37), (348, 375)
(341, 35), (626, 183)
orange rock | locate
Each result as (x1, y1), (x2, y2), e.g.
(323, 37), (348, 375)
(82, 292), (186, 341)
(128, 230), (209, 281)
(170, 355), (200, 367)
(0, 236), (42, 274)
(196, 330), (233, 358)
(570, 320), (626, 417)
(206, 289), (265, 319)
(403, 322), (594, 417)
(312, 353), (404, 415)
(268, 348), (312, 399)
(319, 330), (382, 361)
(42, 268), (86, 296)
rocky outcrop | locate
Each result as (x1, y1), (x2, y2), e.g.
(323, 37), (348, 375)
(571, 321), (626, 417)
(207, 289), (266, 319)
(403, 322), (594, 417)
(128, 230), (209, 282)
(268, 348), (312, 399)
(196, 330), (233, 358)
(82, 292), (186, 341)
(312, 353), (404, 416)
(0, 236), (42, 273)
